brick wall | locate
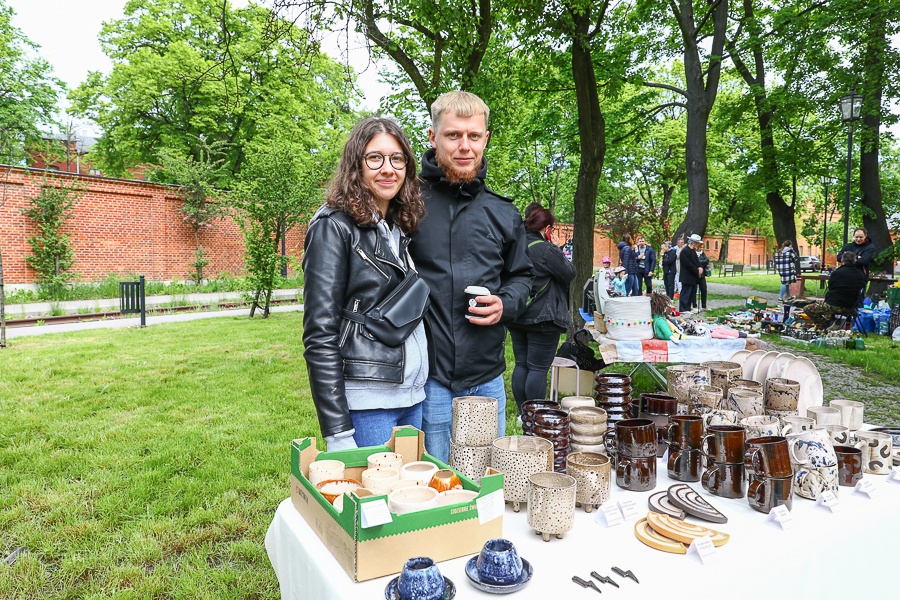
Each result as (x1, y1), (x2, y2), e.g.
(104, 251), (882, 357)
(0, 166), (305, 285)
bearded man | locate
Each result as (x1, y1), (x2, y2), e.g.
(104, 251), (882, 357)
(408, 91), (533, 461)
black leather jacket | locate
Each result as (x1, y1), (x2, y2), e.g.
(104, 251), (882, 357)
(511, 231), (576, 331)
(302, 206), (414, 437)
(409, 149), (533, 391)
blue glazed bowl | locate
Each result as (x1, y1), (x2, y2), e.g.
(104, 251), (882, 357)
(475, 538), (523, 585)
(397, 557), (446, 600)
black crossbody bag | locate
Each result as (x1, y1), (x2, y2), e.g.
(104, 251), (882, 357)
(342, 268), (432, 347)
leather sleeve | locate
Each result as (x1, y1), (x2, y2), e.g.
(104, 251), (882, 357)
(301, 216), (354, 438)
(498, 212), (535, 323)
(542, 243), (577, 285)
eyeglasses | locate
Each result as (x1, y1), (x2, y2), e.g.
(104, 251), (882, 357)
(363, 152), (408, 170)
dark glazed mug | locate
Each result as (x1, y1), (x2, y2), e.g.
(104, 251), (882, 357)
(834, 445), (863, 487)
(744, 436), (793, 478)
(667, 415), (704, 449)
(604, 418), (657, 460)
(667, 448), (703, 482)
(701, 425), (746, 464)
(616, 456), (657, 491)
(701, 461), (747, 498)
(748, 474), (793, 514)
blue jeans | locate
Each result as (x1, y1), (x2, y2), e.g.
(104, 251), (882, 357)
(780, 283), (790, 299)
(350, 403), (423, 447)
(625, 274), (640, 296)
(422, 375), (507, 462)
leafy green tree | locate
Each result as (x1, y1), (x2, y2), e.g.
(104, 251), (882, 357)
(70, 0), (355, 180)
(231, 138), (328, 317)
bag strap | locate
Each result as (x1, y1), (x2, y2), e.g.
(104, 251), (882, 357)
(525, 239), (551, 308)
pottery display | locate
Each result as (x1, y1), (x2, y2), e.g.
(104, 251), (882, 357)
(666, 365), (711, 403)
(782, 356), (824, 416)
(491, 436), (554, 512)
(764, 378), (800, 411)
(594, 373), (634, 425)
(387, 556), (453, 600)
(828, 400), (865, 431)
(566, 452), (611, 512)
(701, 361), (743, 397)
(595, 401), (636, 425)
(870, 427), (900, 448)
(640, 393), (678, 416)
(451, 396), (499, 446)
(521, 400), (560, 435)
(428, 468), (462, 493)
(752, 351), (781, 385)
(730, 378), (763, 393)
(308, 459), (345, 487)
(527, 471), (577, 541)
(387, 485), (439, 514)
(854, 430), (893, 475)
(361, 467), (400, 495)
(701, 425), (746, 498)
(648, 490), (686, 520)
(568, 406), (608, 446)
(316, 478), (361, 505)
(645, 511), (730, 546)
(449, 439), (492, 484)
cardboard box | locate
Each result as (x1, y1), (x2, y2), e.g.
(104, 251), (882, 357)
(555, 365), (595, 397)
(289, 427), (504, 581)
(746, 296), (768, 310)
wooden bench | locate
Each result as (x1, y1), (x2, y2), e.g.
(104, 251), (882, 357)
(720, 264), (744, 277)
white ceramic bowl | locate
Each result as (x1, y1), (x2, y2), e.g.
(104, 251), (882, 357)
(367, 452), (404, 470)
(361, 467), (400, 495)
(307, 459), (345, 487)
(388, 485), (439, 514)
(389, 479), (426, 493)
(436, 489), (479, 507)
(399, 461), (439, 484)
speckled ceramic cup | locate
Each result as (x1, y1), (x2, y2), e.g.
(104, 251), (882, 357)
(666, 365), (712, 403)
(764, 378), (800, 411)
(565, 452), (611, 512)
(452, 396), (499, 446)
(701, 361), (743, 397)
(527, 471), (577, 542)
(725, 387), (764, 419)
(689, 385), (724, 415)
(854, 430), (893, 475)
(491, 436), (554, 512)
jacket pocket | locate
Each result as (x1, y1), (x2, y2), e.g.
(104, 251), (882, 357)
(340, 327), (404, 383)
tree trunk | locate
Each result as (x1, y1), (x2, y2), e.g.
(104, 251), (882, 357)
(720, 237), (730, 265)
(568, 14), (605, 331)
(859, 10), (893, 275)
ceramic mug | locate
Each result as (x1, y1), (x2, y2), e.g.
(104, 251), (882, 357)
(307, 459), (345, 487)
(616, 456), (657, 492)
(748, 474), (793, 514)
(786, 428), (837, 468)
(744, 436), (794, 478)
(741, 415), (781, 439)
(781, 415), (816, 436)
(527, 471), (577, 541)
(668, 448), (703, 482)
(793, 464), (839, 500)
(701, 425), (746, 464)
(764, 378), (800, 411)
(702, 461), (747, 498)
(667, 415), (704, 449)
(452, 396), (499, 446)
(603, 418), (657, 460)
(702, 409), (741, 429)
(817, 424), (851, 446)
(833, 445), (863, 487)
(807, 406), (842, 426)
(566, 452), (611, 511)
(853, 430), (893, 475)
(829, 400), (865, 431)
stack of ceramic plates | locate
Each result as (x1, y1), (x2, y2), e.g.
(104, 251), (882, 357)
(781, 357), (823, 415)
(752, 351), (780, 385)
(766, 352), (796, 381)
(737, 350), (766, 381)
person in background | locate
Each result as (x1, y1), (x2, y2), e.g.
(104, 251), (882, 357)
(612, 266), (628, 297)
(303, 117), (428, 450)
(617, 233), (639, 296)
(635, 234), (657, 296)
(837, 227), (876, 277)
(825, 253), (868, 310)
(678, 234), (703, 313)
(597, 256), (615, 292)
(661, 241), (677, 298)
(408, 91), (533, 462)
(523, 201), (543, 220)
(508, 207), (576, 414)
(775, 240), (798, 302)
(674, 236), (686, 295)
(694, 242), (711, 311)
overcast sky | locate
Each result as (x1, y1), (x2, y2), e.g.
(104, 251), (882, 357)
(7, 0), (388, 132)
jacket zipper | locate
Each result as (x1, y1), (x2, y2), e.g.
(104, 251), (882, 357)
(339, 298), (359, 347)
(356, 247), (390, 279)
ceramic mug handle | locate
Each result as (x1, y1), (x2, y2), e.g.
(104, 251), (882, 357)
(700, 433), (715, 458)
(781, 423), (794, 437)
(701, 465), (719, 493)
(786, 439), (809, 466)
(743, 447), (762, 475)
(666, 422), (678, 447)
(604, 429), (617, 458)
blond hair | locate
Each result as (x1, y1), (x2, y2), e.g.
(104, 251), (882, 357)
(430, 91), (490, 129)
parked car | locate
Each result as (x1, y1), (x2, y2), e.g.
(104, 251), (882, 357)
(799, 256), (821, 272)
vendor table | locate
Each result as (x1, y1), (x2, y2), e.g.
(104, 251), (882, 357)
(265, 460), (900, 599)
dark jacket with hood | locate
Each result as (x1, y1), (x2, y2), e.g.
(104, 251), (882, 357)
(408, 148), (533, 391)
(511, 230), (577, 331)
(679, 246), (702, 285)
(618, 241), (638, 274)
(662, 247), (677, 275)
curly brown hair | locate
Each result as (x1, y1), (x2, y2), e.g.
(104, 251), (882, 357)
(325, 117), (425, 233)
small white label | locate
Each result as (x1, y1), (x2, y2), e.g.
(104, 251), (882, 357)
(686, 535), (717, 564)
(815, 490), (841, 513)
(618, 499), (641, 521)
(360, 499), (393, 528)
(765, 504), (794, 530)
(596, 502), (624, 527)
(854, 479), (879, 498)
(887, 467), (900, 484)
(476, 490), (505, 524)
(661, 447), (669, 464)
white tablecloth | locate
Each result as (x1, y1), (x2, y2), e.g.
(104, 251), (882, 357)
(265, 462), (900, 599)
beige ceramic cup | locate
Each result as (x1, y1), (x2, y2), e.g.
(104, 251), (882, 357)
(741, 415), (781, 439)
(399, 461), (440, 484)
(854, 430), (893, 475)
(308, 459), (345, 487)
(666, 365), (712, 403)
(452, 396), (499, 446)
(781, 415), (816, 436)
(527, 471), (577, 541)
(702, 409), (741, 429)
(764, 378), (800, 411)
(701, 361), (743, 397)
(491, 436), (554, 512)
(829, 400), (865, 431)
(361, 467), (400, 495)
(726, 387), (764, 418)
(689, 385), (723, 415)
(565, 452), (611, 512)
(388, 485), (439, 514)
(560, 396), (597, 412)
(731, 379), (763, 393)
(367, 452), (404, 471)
(807, 406), (842, 426)
(817, 424), (851, 446)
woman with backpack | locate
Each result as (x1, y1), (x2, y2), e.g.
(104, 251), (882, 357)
(508, 207), (576, 414)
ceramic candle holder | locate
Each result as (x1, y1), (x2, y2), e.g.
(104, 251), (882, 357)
(491, 436), (554, 512)
(527, 471), (577, 541)
(315, 478), (361, 505)
(388, 485), (439, 514)
(565, 452), (611, 512)
(360, 467), (399, 495)
(475, 539), (524, 585)
(452, 396), (499, 446)
(428, 468), (462, 493)
(397, 556), (446, 600)
(449, 438), (492, 484)
(399, 461), (440, 484)
(307, 459), (345, 487)
(367, 452), (403, 471)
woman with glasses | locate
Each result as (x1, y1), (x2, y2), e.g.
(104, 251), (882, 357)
(303, 117), (428, 450)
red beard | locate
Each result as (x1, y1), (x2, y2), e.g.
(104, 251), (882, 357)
(435, 150), (479, 185)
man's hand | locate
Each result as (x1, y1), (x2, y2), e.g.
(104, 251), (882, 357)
(468, 294), (503, 325)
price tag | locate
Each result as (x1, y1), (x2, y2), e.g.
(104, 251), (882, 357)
(476, 490), (505, 524)
(618, 499), (641, 521)
(765, 504), (794, 530)
(661, 447), (670, 464)
(360, 499), (393, 528)
(815, 490), (841, 513)
(686, 535), (717, 565)
(854, 479), (879, 499)
(596, 502), (624, 527)
(887, 467), (900, 484)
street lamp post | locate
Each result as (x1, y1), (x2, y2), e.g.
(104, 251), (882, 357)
(839, 86), (863, 246)
(821, 175), (835, 267)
